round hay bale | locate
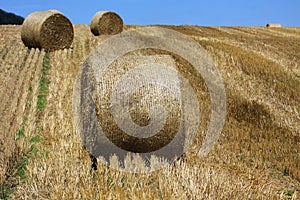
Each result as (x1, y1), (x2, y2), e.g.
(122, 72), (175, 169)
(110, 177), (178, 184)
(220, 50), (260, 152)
(90, 11), (123, 36)
(21, 10), (74, 51)
(73, 27), (227, 172)
(74, 55), (184, 154)
(266, 23), (282, 28)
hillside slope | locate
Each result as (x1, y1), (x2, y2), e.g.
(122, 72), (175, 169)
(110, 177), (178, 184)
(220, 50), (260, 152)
(0, 24), (299, 199)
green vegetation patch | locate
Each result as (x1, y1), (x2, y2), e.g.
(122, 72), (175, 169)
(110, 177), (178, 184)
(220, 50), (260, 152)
(37, 53), (50, 112)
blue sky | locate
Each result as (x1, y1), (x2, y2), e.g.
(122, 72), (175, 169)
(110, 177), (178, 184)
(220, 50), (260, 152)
(1, 0), (299, 26)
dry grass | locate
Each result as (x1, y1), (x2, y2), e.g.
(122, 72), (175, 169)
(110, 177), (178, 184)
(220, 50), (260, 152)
(0, 24), (299, 199)
(0, 26), (46, 188)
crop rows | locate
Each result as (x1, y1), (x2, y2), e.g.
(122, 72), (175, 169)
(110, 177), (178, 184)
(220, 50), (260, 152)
(0, 25), (45, 186)
(0, 25), (299, 199)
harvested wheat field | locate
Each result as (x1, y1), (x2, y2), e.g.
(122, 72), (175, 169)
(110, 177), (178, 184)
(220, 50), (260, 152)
(0, 24), (299, 199)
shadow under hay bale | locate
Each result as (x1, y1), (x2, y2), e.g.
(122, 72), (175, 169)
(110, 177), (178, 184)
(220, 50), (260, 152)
(90, 11), (123, 36)
(21, 10), (74, 52)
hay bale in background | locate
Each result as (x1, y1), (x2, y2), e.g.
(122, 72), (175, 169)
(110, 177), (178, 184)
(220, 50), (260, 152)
(21, 10), (74, 51)
(90, 11), (123, 36)
(266, 23), (282, 28)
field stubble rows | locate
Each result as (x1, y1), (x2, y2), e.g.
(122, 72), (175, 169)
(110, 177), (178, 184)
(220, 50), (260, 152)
(0, 25), (46, 187)
(0, 24), (299, 199)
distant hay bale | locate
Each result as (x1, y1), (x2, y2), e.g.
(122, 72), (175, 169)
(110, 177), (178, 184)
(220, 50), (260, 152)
(90, 11), (123, 36)
(21, 10), (74, 51)
(266, 23), (282, 28)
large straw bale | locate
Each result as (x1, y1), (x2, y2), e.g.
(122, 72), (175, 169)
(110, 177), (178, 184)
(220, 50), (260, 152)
(21, 10), (74, 51)
(73, 54), (187, 163)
